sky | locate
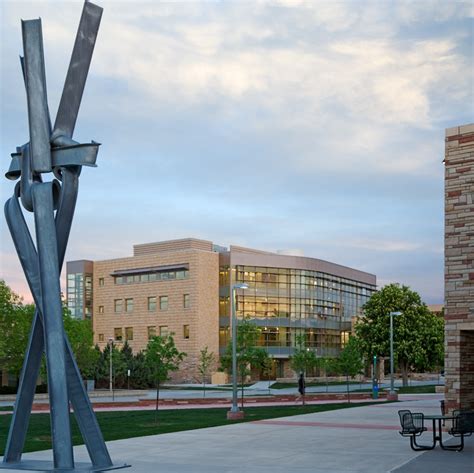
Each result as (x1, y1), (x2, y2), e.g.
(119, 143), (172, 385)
(1, 0), (473, 305)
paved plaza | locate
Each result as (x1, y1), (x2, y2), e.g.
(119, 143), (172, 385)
(1, 394), (472, 473)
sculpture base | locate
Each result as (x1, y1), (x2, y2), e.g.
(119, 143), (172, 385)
(0, 461), (130, 472)
(227, 410), (245, 420)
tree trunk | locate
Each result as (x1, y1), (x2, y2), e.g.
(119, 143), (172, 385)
(241, 374), (244, 410)
(346, 374), (350, 403)
(400, 360), (409, 387)
(203, 377), (206, 399)
(155, 381), (160, 424)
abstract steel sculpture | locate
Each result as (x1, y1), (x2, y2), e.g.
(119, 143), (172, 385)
(2, 2), (128, 471)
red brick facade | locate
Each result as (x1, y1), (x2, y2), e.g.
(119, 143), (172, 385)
(444, 123), (474, 412)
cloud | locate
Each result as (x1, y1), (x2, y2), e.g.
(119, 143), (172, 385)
(1, 0), (472, 305)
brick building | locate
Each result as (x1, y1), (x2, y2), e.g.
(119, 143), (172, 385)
(67, 238), (376, 382)
(444, 123), (474, 412)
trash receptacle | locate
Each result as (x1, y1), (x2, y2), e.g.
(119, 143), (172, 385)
(372, 379), (379, 399)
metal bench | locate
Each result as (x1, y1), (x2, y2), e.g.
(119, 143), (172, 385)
(447, 410), (474, 452)
(398, 410), (432, 451)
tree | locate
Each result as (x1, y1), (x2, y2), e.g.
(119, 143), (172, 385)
(290, 334), (318, 376)
(120, 341), (134, 389)
(145, 334), (186, 423)
(63, 314), (99, 381)
(220, 318), (269, 409)
(289, 334), (318, 405)
(129, 351), (150, 389)
(334, 337), (364, 403)
(355, 283), (444, 386)
(317, 357), (337, 392)
(198, 346), (215, 398)
(0, 280), (35, 379)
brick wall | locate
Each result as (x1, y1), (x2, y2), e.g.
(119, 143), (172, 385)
(444, 123), (474, 412)
(92, 247), (219, 383)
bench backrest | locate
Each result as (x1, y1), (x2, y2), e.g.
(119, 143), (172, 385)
(398, 410), (424, 433)
(453, 410), (474, 434)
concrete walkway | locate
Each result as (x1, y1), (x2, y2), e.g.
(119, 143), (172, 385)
(1, 395), (471, 473)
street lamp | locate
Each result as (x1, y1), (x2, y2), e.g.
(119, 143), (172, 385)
(389, 311), (402, 400)
(227, 282), (249, 420)
(108, 337), (114, 401)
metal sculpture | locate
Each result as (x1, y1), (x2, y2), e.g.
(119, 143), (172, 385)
(2, 2), (128, 471)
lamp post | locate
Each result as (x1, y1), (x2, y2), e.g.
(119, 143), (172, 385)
(389, 311), (402, 400)
(227, 282), (249, 420)
(108, 337), (114, 401)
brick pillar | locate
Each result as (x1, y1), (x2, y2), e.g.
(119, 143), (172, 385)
(444, 123), (474, 413)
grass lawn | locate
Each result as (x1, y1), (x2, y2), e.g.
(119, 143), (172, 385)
(396, 385), (440, 394)
(354, 385), (440, 394)
(0, 402), (380, 455)
(271, 381), (361, 389)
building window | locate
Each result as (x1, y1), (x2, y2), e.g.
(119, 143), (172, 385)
(183, 294), (190, 309)
(99, 277), (104, 286)
(159, 325), (168, 337)
(114, 328), (123, 341)
(125, 327), (134, 341)
(113, 268), (189, 285)
(148, 296), (156, 312)
(114, 299), (123, 313)
(98, 333), (104, 342)
(98, 305), (104, 314)
(159, 296), (168, 311)
(183, 325), (190, 339)
(125, 298), (134, 313)
(147, 326), (156, 340)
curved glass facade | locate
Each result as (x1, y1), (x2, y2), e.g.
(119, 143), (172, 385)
(219, 264), (376, 358)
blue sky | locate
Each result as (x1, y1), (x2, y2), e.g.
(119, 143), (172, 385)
(1, 0), (473, 304)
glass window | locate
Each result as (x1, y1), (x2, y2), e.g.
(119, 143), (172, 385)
(114, 328), (123, 341)
(160, 296), (168, 311)
(125, 298), (133, 312)
(148, 296), (156, 311)
(99, 277), (104, 286)
(98, 333), (104, 342)
(114, 299), (123, 313)
(125, 327), (134, 341)
(147, 326), (156, 340)
(183, 294), (190, 309)
(159, 325), (168, 337)
(98, 305), (104, 314)
(183, 325), (190, 339)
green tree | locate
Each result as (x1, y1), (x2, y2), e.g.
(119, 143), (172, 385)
(220, 318), (269, 408)
(334, 337), (364, 403)
(120, 341), (134, 389)
(290, 334), (318, 404)
(0, 280), (35, 379)
(317, 357), (337, 392)
(63, 315), (99, 381)
(290, 334), (318, 376)
(198, 346), (215, 398)
(145, 334), (186, 422)
(355, 283), (444, 386)
(130, 351), (150, 389)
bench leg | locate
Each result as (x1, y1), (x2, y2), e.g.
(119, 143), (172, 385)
(410, 435), (435, 451)
(440, 434), (464, 452)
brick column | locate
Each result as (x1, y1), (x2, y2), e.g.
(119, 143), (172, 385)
(444, 123), (474, 412)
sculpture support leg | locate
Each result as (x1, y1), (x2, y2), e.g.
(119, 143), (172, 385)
(4, 181), (113, 469)
(3, 312), (44, 463)
(32, 183), (73, 470)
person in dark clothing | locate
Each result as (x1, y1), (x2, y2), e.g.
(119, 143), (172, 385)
(298, 372), (305, 405)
